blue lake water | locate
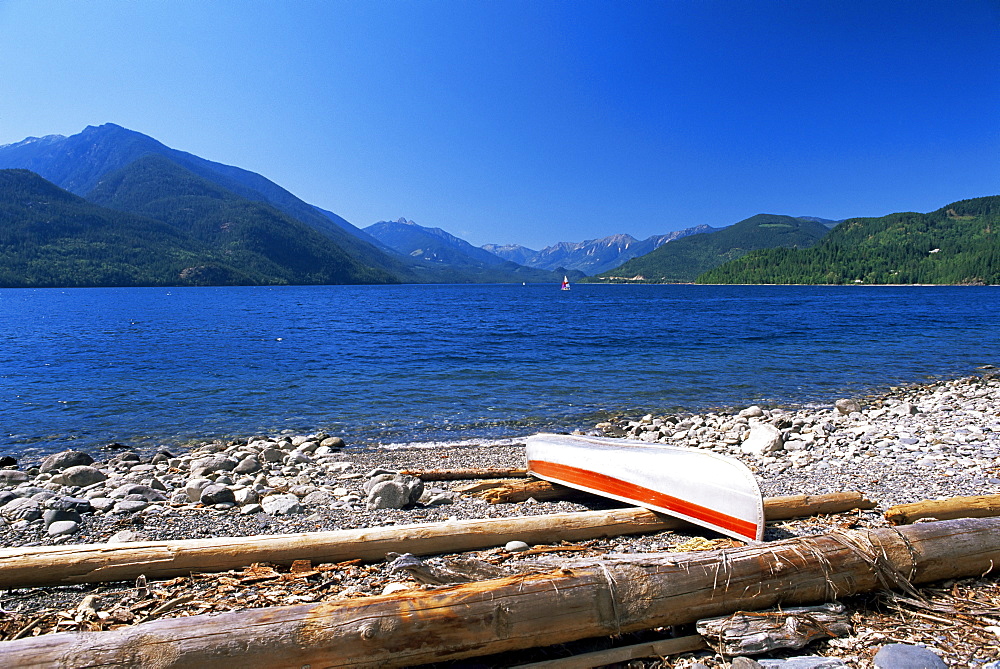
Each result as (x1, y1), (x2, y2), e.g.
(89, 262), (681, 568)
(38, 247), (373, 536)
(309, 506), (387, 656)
(1, 284), (998, 460)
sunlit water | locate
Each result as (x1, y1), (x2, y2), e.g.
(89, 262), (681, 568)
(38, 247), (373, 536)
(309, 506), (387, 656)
(1, 284), (997, 460)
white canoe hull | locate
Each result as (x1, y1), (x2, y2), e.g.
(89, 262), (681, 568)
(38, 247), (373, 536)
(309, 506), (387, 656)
(526, 433), (764, 542)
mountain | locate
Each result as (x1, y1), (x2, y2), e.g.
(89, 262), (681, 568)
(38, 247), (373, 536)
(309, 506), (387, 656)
(0, 124), (409, 280)
(480, 243), (538, 266)
(485, 226), (718, 275)
(365, 218), (583, 283)
(590, 214), (831, 283)
(367, 218), (508, 267)
(0, 169), (258, 287)
(697, 196), (1000, 285)
(86, 155), (396, 284)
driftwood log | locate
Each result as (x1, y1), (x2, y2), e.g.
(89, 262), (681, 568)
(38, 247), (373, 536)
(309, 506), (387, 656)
(0, 492), (873, 589)
(695, 602), (852, 655)
(455, 478), (591, 503)
(886, 493), (1000, 525)
(1, 517), (997, 668)
(399, 467), (530, 480)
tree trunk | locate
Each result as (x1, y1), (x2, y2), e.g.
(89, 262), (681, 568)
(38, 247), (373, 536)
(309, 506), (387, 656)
(399, 467), (530, 480)
(1, 517), (997, 668)
(0, 492), (872, 590)
(885, 493), (1000, 525)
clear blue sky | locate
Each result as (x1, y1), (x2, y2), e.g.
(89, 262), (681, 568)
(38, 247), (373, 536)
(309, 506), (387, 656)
(1, 0), (997, 249)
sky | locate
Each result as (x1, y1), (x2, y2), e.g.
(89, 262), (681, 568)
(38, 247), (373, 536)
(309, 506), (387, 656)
(1, 0), (998, 250)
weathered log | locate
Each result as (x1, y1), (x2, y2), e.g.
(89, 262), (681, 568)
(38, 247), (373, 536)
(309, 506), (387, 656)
(1, 517), (997, 668)
(0, 492), (873, 590)
(695, 602), (851, 655)
(399, 467), (530, 480)
(762, 491), (876, 519)
(886, 493), (1000, 525)
(458, 478), (590, 503)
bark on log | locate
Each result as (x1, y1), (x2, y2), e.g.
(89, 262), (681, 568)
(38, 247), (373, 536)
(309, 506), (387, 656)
(1, 517), (997, 668)
(0, 492), (873, 590)
(458, 478), (591, 503)
(886, 493), (1000, 525)
(399, 467), (530, 481)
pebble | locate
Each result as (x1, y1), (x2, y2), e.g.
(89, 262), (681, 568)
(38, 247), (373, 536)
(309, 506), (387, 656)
(0, 375), (997, 666)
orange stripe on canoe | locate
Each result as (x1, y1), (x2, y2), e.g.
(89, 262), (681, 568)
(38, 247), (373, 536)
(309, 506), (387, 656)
(529, 458), (759, 541)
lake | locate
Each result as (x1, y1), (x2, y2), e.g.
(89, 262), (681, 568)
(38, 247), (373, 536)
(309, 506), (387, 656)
(1, 284), (997, 460)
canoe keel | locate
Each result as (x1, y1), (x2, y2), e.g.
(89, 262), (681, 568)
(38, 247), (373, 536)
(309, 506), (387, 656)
(526, 433), (765, 542)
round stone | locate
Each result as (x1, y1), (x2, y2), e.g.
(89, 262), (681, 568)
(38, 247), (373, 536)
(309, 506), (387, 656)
(46, 520), (79, 536)
(199, 484), (236, 506)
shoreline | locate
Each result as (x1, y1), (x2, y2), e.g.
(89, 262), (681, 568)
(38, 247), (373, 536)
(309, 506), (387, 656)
(1, 370), (999, 665)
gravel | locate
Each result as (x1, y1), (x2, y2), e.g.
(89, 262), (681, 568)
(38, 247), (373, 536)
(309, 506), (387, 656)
(1, 372), (999, 666)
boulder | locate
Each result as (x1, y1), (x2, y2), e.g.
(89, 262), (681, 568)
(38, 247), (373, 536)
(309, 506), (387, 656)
(320, 436), (345, 450)
(233, 488), (260, 505)
(189, 454), (238, 477)
(39, 450), (94, 473)
(740, 423), (783, 456)
(88, 497), (115, 513)
(739, 406), (765, 418)
(834, 398), (861, 414)
(261, 493), (302, 516)
(46, 520), (79, 537)
(57, 465), (107, 487)
(199, 484), (236, 506)
(184, 478), (213, 502)
(301, 490), (336, 506)
(1, 497), (41, 522)
(873, 643), (946, 669)
(0, 470), (29, 485)
(364, 473), (396, 492)
(259, 448), (284, 463)
(107, 530), (148, 543)
(42, 508), (81, 527)
(366, 481), (410, 510)
(112, 499), (149, 514)
(234, 455), (262, 474)
(109, 484), (167, 502)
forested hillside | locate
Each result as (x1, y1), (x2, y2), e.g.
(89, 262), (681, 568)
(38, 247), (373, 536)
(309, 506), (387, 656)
(0, 169), (255, 287)
(87, 156), (396, 285)
(697, 196), (1000, 284)
(589, 215), (829, 283)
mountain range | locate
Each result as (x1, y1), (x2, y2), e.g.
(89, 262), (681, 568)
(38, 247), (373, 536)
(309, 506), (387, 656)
(0, 123), (994, 286)
(482, 226), (718, 275)
(590, 214), (833, 283)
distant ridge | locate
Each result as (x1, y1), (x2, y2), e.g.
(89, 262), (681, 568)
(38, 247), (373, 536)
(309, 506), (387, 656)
(591, 214), (831, 283)
(485, 225), (718, 275)
(698, 196), (1000, 285)
(365, 218), (582, 283)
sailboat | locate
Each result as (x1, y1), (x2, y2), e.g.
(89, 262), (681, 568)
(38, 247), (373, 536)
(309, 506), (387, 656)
(560, 275), (571, 291)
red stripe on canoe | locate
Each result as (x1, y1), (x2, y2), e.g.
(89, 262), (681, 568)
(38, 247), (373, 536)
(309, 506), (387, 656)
(528, 459), (758, 540)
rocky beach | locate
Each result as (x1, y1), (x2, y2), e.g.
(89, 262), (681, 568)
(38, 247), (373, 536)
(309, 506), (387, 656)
(2, 371), (1000, 667)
